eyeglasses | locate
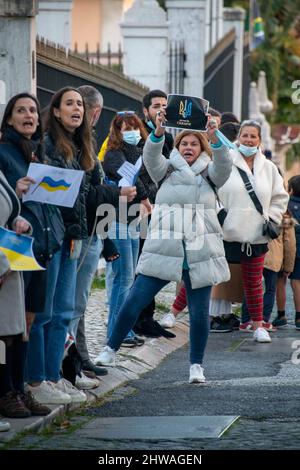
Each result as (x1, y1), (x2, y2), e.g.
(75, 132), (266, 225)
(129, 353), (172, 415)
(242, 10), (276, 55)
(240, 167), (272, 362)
(117, 111), (136, 116)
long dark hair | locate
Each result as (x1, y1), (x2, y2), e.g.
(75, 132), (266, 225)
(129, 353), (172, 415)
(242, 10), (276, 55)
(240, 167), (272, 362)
(45, 86), (94, 171)
(0, 92), (44, 163)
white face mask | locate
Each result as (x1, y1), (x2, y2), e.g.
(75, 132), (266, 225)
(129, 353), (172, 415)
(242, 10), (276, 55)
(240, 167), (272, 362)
(122, 130), (141, 146)
(239, 144), (258, 157)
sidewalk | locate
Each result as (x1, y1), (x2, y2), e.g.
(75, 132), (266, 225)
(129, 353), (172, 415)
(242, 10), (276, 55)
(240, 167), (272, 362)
(0, 282), (187, 445)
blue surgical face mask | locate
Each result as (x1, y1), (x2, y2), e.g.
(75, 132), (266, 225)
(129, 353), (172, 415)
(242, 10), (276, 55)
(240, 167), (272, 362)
(122, 130), (141, 146)
(146, 120), (156, 130)
(239, 144), (258, 157)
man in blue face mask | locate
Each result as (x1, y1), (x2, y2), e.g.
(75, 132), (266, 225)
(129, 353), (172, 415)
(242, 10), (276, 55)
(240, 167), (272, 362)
(142, 90), (174, 159)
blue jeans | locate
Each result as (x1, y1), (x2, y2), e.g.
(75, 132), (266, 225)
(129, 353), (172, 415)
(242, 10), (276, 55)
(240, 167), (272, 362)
(27, 241), (77, 382)
(69, 235), (103, 338)
(241, 268), (278, 323)
(107, 221), (140, 340)
(108, 270), (211, 365)
(105, 261), (113, 306)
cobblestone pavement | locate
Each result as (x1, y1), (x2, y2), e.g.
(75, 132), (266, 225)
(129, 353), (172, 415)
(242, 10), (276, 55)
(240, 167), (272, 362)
(84, 280), (178, 362)
(3, 282), (300, 450)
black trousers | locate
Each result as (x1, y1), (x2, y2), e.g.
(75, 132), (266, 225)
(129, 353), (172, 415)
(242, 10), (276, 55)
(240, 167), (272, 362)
(134, 236), (155, 324)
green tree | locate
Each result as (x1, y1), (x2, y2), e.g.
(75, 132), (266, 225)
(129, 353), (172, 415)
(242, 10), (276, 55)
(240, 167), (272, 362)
(225, 0), (300, 124)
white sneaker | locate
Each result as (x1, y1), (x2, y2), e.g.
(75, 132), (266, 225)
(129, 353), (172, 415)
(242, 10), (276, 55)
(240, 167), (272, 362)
(75, 373), (99, 390)
(26, 381), (72, 404)
(55, 379), (87, 403)
(159, 312), (176, 328)
(94, 346), (116, 366)
(253, 327), (271, 343)
(189, 364), (206, 384)
(0, 420), (10, 432)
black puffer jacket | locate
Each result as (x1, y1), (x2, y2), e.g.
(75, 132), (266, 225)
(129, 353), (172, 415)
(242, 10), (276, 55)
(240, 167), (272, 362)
(103, 141), (149, 224)
(85, 158), (120, 235)
(44, 134), (88, 241)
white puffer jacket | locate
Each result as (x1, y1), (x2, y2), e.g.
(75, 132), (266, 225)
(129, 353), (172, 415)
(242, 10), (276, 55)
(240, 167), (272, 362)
(136, 136), (232, 289)
(219, 148), (289, 244)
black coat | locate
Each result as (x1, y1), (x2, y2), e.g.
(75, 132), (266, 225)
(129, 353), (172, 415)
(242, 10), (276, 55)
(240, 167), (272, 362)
(140, 121), (174, 203)
(85, 159), (120, 235)
(103, 141), (149, 224)
(44, 134), (88, 241)
(289, 196), (300, 257)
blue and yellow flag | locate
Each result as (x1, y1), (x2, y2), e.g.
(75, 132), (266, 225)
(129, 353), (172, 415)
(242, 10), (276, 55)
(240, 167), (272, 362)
(38, 176), (71, 192)
(0, 227), (44, 271)
(250, 0), (265, 50)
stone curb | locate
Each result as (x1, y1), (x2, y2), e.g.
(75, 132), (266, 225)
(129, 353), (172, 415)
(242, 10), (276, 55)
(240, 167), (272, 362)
(0, 320), (189, 446)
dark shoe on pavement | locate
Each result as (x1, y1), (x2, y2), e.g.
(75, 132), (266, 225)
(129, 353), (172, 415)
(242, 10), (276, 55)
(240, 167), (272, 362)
(272, 316), (288, 328)
(210, 316), (232, 333)
(0, 391), (31, 418)
(121, 336), (145, 348)
(134, 318), (176, 338)
(225, 314), (240, 330)
(20, 391), (51, 416)
(81, 359), (108, 377)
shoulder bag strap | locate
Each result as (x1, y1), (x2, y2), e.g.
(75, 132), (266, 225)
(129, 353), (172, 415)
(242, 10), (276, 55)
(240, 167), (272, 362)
(237, 167), (264, 216)
(199, 166), (222, 206)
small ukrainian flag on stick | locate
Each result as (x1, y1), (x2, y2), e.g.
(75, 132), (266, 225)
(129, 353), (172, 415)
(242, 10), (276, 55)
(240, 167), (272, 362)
(0, 227), (44, 271)
(250, 0), (265, 51)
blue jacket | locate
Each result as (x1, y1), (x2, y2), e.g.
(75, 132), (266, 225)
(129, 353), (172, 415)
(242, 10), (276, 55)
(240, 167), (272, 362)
(288, 195), (300, 257)
(0, 127), (64, 263)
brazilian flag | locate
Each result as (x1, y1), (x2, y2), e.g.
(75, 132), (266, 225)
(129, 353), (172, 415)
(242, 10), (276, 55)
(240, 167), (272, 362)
(250, 0), (265, 50)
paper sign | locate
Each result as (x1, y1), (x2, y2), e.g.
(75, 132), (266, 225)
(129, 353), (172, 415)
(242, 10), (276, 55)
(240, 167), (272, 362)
(163, 94), (209, 131)
(23, 163), (84, 208)
(0, 227), (45, 271)
(117, 156), (142, 187)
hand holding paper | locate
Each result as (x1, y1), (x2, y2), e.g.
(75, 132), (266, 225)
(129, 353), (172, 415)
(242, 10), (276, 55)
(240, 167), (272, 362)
(117, 156), (142, 187)
(23, 163), (84, 208)
(163, 94), (209, 131)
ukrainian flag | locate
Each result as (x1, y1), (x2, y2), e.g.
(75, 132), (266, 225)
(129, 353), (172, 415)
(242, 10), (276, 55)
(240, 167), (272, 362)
(39, 176), (71, 192)
(250, 0), (265, 50)
(0, 227), (44, 271)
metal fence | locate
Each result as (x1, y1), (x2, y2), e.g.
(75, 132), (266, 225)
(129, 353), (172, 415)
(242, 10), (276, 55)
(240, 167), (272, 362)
(36, 39), (148, 149)
(204, 30), (235, 113)
(73, 42), (123, 72)
(168, 41), (186, 94)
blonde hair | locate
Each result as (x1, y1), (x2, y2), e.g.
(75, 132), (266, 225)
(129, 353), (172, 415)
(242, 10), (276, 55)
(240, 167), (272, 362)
(174, 130), (212, 157)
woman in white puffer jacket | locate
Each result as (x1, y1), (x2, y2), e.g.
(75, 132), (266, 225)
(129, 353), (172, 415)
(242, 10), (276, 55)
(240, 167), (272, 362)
(218, 120), (289, 343)
(95, 113), (233, 384)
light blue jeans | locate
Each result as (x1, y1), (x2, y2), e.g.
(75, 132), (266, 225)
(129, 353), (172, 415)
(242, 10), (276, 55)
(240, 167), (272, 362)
(69, 235), (103, 338)
(27, 241), (78, 383)
(108, 270), (211, 365)
(107, 221), (140, 340)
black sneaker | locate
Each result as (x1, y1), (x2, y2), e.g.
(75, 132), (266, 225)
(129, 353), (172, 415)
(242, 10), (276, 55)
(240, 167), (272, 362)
(81, 359), (108, 376)
(272, 316), (288, 328)
(225, 314), (240, 330)
(210, 317), (232, 333)
(122, 336), (145, 348)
